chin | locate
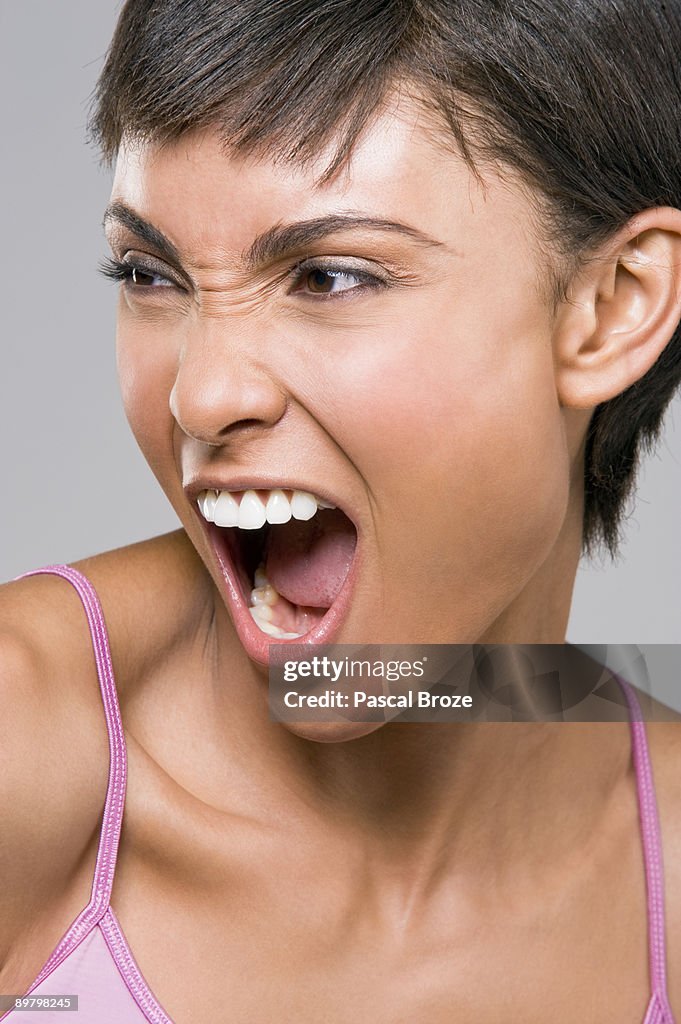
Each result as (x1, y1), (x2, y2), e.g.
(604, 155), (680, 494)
(282, 720), (387, 743)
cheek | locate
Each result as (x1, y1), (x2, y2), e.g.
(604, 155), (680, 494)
(319, 302), (566, 505)
(116, 312), (177, 477)
(448, 357), (569, 578)
(311, 294), (570, 620)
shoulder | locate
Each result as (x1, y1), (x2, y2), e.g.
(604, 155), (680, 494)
(69, 528), (215, 702)
(0, 570), (110, 966)
(0, 530), (212, 964)
(0, 527), (211, 745)
(646, 722), (681, 1013)
(647, 720), (681, 859)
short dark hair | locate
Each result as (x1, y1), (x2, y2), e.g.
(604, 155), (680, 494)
(89, 0), (681, 556)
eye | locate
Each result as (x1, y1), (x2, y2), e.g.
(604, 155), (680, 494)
(289, 260), (386, 299)
(99, 256), (178, 290)
(301, 268), (363, 295)
(129, 266), (174, 288)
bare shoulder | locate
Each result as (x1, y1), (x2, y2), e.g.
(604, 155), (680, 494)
(646, 721), (681, 1012)
(648, 719), (681, 844)
(69, 528), (214, 702)
(0, 530), (211, 969)
(0, 569), (110, 968)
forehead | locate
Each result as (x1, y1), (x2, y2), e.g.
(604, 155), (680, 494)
(110, 93), (543, 272)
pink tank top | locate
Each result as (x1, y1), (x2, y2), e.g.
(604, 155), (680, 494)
(1, 565), (676, 1023)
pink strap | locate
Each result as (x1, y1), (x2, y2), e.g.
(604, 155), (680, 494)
(15, 565), (127, 982)
(618, 678), (671, 1011)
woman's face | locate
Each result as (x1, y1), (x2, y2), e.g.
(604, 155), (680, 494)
(106, 93), (574, 666)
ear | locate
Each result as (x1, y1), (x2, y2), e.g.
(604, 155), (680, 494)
(554, 207), (681, 408)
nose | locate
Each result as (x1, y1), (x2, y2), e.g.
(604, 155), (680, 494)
(169, 322), (287, 446)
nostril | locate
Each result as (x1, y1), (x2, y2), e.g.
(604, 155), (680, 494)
(169, 368), (287, 446)
(222, 418), (264, 433)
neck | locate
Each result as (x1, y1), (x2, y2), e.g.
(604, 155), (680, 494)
(281, 699), (630, 867)
(482, 469), (585, 643)
(144, 485), (607, 888)
(205, 612), (631, 884)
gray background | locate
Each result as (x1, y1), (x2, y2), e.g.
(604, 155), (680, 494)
(1, 3), (679, 699)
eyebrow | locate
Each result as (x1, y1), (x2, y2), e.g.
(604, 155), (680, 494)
(104, 202), (182, 265)
(245, 215), (446, 267)
(103, 201), (445, 270)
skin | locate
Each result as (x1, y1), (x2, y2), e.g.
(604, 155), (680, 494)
(1, 91), (681, 1021)
(111, 105), (576, 653)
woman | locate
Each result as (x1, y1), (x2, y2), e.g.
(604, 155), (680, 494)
(1, 0), (680, 1021)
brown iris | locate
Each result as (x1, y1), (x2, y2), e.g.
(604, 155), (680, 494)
(306, 269), (338, 293)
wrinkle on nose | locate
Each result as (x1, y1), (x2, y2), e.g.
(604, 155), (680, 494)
(169, 343), (287, 446)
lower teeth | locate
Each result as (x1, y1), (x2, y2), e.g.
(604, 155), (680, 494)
(249, 564), (304, 639)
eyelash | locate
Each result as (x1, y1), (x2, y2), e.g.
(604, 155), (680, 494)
(98, 256), (388, 300)
(98, 258), (174, 293)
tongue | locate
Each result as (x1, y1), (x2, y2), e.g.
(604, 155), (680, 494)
(265, 509), (356, 608)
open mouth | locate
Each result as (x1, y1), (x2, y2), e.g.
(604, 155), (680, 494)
(196, 487), (358, 654)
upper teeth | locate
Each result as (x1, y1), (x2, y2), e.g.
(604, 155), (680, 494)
(196, 488), (335, 529)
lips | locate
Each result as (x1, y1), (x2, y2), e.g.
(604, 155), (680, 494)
(192, 485), (360, 665)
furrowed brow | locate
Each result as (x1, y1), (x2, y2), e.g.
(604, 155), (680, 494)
(103, 204), (446, 269)
(245, 215), (445, 268)
(103, 202), (182, 265)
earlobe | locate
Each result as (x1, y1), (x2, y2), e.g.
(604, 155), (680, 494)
(554, 207), (681, 409)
